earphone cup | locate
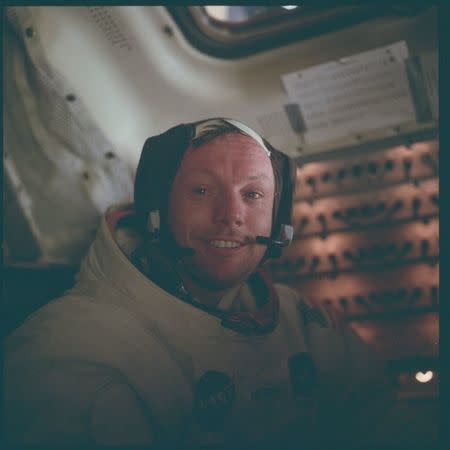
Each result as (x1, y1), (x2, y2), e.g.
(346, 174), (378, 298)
(263, 140), (297, 259)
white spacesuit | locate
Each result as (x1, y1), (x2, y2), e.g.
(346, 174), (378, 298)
(4, 119), (392, 448)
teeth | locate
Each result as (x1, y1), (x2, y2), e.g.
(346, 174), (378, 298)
(210, 240), (241, 248)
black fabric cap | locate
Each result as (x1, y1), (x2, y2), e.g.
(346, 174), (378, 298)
(134, 123), (193, 233)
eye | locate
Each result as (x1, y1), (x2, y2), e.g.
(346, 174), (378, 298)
(244, 191), (263, 200)
(192, 186), (207, 195)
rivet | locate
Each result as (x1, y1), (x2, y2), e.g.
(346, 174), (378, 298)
(66, 94), (76, 102)
(25, 27), (36, 38)
(163, 25), (174, 36)
(82, 172), (89, 180)
(105, 151), (115, 159)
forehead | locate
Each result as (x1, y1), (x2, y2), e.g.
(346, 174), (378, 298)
(178, 133), (274, 177)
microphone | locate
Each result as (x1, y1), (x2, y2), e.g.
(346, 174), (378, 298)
(166, 225), (294, 259)
(255, 224), (294, 249)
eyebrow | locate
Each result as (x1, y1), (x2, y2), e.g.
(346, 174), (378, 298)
(187, 169), (272, 182)
(248, 173), (272, 181)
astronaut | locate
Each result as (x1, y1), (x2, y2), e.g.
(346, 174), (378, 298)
(4, 118), (391, 447)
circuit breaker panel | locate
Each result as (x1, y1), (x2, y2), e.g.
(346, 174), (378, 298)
(263, 37), (439, 408)
(266, 132), (439, 401)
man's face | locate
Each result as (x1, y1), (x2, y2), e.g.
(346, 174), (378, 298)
(168, 133), (275, 290)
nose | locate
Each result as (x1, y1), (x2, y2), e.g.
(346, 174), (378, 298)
(213, 191), (243, 227)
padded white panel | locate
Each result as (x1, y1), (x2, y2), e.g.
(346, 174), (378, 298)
(28, 6), (437, 165)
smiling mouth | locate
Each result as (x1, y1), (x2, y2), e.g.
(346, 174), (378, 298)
(209, 240), (242, 249)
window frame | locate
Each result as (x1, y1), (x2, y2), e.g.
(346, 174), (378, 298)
(166, 3), (433, 59)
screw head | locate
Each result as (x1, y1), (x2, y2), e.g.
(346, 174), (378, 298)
(25, 27), (36, 38)
(163, 25), (174, 36)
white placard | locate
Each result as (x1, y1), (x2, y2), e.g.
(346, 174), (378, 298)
(282, 41), (417, 145)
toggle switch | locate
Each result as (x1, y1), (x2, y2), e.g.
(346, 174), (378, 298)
(310, 256), (321, 272)
(360, 203), (377, 218)
(421, 153), (438, 174)
(403, 158), (413, 178)
(317, 214), (328, 239)
(420, 239), (430, 258)
(328, 254), (338, 274)
(389, 200), (404, 216)
(354, 295), (368, 308)
(339, 297), (349, 311)
(399, 241), (413, 257)
(328, 253), (338, 265)
(343, 250), (354, 262)
(306, 176), (316, 191)
(321, 172), (332, 183)
(333, 210), (344, 220)
(430, 194), (439, 207)
(409, 287), (422, 304)
(337, 168), (347, 181)
(298, 217), (309, 233)
(412, 197), (421, 217)
(421, 153), (433, 166)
